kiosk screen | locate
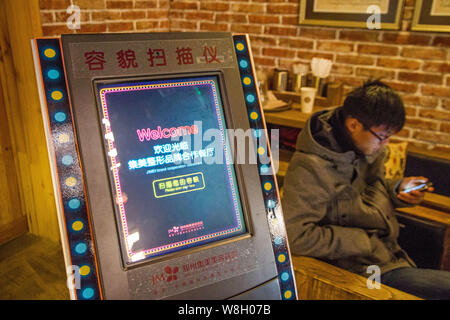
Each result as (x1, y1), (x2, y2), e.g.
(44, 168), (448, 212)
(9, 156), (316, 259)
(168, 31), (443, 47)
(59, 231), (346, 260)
(95, 75), (247, 266)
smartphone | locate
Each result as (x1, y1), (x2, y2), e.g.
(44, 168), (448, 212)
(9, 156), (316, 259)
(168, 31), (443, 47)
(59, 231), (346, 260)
(402, 181), (433, 193)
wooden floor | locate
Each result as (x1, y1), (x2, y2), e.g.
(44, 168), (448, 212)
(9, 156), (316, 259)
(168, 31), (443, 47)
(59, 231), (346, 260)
(0, 233), (70, 299)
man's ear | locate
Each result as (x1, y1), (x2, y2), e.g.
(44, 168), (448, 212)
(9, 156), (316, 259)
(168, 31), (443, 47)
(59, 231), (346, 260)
(345, 116), (362, 133)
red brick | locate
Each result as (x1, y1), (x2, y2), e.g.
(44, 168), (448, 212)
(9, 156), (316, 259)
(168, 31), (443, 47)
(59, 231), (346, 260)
(39, 0), (71, 10)
(252, 56), (276, 67)
(171, 1), (198, 10)
(134, 0), (158, 9)
(231, 3), (265, 13)
(377, 58), (420, 70)
(421, 85), (450, 98)
(216, 13), (247, 23)
(317, 41), (354, 53)
(402, 47), (447, 60)
(249, 35), (277, 46)
(185, 11), (215, 21)
(282, 16), (298, 25)
(419, 109), (450, 121)
(121, 10), (146, 20)
(422, 62), (450, 73)
(331, 64), (353, 75)
(107, 22), (134, 32)
(406, 118), (439, 130)
(355, 67), (395, 80)
(432, 36), (450, 48)
(231, 24), (263, 35)
(357, 44), (398, 56)
(398, 72), (443, 85)
(443, 99), (450, 111)
(339, 30), (379, 42)
(40, 12), (54, 24)
(146, 9), (169, 19)
(248, 14), (279, 24)
(401, 95), (439, 108)
(79, 23), (108, 33)
(74, 0), (105, 9)
(381, 32), (431, 45)
(296, 50), (333, 61)
(136, 21), (159, 30)
(278, 38), (313, 49)
(106, 0), (133, 9)
(200, 22), (228, 32)
(267, 3), (298, 14)
(413, 131), (450, 145)
(441, 123), (450, 134)
(299, 27), (336, 39)
(91, 11), (121, 21)
(263, 48), (297, 58)
(42, 24), (74, 36)
(382, 81), (418, 94)
(200, 2), (229, 11)
(331, 76), (364, 88)
(336, 54), (375, 66)
(265, 26), (297, 37)
(170, 20), (197, 30)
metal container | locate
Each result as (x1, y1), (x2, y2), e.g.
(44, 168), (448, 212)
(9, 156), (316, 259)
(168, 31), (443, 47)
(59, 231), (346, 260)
(273, 69), (288, 92)
(291, 73), (308, 93)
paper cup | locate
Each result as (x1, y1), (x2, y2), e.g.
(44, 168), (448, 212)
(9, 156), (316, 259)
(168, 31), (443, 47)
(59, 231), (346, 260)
(300, 87), (316, 113)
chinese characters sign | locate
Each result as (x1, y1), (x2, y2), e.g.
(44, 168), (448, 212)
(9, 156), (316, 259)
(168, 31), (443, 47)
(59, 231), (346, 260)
(70, 39), (233, 78)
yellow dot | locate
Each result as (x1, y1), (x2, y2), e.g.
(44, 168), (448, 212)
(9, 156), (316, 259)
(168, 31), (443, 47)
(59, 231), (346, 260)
(284, 290), (292, 299)
(51, 90), (63, 101)
(236, 43), (245, 51)
(72, 221), (84, 231)
(257, 147), (265, 155)
(243, 77), (252, 85)
(250, 112), (259, 120)
(44, 48), (56, 58)
(278, 253), (286, 263)
(65, 177), (77, 187)
(79, 265), (91, 276)
(58, 133), (70, 143)
(264, 182), (272, 191)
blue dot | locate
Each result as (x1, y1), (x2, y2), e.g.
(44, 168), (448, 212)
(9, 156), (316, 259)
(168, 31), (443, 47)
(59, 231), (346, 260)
(253, 129), (262, 138)
(68, 198), (81, 210)
(74, 242), (87, 255)
(281, 272), (290, 281)
(274, 236), (283, 246)
(54, 112), (66, 122)
(246, 94), (255, 103)
(47, 69), (60, 80)
(260, 165), (270, 175)
(267, 200), (276, 209)
(239, 59), (248, 68)
(61, 155), (74, 166)
(82, 287), (95, 299)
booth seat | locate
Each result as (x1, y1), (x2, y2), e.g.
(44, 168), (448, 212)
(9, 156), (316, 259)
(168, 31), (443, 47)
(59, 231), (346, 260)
(278, 142), (450, 300)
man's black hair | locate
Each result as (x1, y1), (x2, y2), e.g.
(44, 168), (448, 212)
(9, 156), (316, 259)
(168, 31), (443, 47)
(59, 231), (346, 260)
(342, 79), (406, 133)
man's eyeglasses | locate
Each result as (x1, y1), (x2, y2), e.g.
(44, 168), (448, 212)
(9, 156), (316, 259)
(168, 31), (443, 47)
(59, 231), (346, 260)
(367, 128), (392, 142)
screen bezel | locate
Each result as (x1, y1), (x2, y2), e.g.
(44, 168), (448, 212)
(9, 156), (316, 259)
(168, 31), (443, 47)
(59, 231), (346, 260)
(92, 71), (253, 270)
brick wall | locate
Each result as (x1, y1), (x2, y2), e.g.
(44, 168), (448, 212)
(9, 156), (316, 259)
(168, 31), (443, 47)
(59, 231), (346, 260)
(39, 0), (450, 152)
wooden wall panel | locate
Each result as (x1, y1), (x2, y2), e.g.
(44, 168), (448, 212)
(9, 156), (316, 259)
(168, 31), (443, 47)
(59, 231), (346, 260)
(0, 0), (59, 242)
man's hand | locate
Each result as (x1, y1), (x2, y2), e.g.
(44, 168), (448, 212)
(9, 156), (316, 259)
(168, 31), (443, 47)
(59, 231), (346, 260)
(397, 176), (434, 205)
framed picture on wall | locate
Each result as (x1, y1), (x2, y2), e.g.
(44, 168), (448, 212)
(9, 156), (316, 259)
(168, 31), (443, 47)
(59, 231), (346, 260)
(299, 0), (404, 30)
(412, 0), (450, 32)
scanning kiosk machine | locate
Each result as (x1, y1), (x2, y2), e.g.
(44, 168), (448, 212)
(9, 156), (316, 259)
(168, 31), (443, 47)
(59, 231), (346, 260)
(32, 32), (296, 300)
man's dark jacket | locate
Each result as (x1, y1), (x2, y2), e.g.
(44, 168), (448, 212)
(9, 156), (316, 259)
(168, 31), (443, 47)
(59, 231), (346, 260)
(282, 107), (415, 276)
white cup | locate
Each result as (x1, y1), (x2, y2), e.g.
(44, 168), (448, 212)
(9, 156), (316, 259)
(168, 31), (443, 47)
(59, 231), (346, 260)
(300, 87), (316, 114)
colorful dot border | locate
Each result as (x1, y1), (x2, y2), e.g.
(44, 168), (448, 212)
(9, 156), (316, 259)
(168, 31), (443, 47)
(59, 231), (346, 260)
(233, 34), (297, 300)
(33, 38), (102, 300)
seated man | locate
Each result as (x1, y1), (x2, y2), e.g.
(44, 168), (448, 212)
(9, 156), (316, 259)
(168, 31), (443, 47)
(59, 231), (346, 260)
(282, 79), (450, 299)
